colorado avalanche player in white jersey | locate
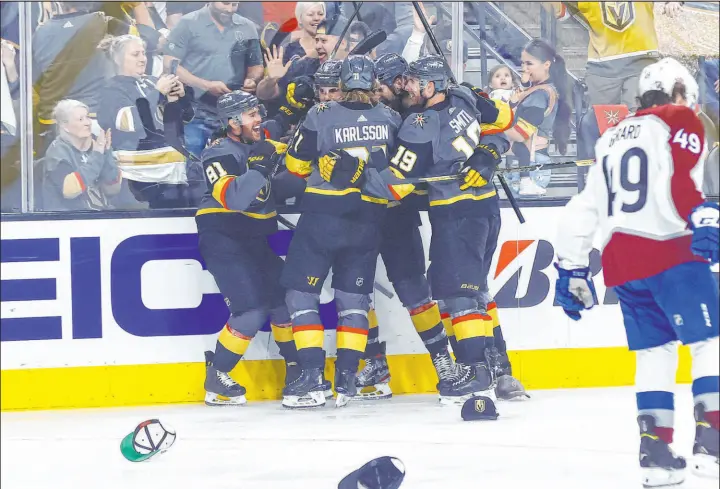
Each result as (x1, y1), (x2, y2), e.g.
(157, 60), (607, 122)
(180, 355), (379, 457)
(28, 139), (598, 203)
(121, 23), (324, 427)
(553, 57), (719, 487)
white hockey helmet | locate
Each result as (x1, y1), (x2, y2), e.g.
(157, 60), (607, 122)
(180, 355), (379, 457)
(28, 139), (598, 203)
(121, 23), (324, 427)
(638, 57), (699, 108)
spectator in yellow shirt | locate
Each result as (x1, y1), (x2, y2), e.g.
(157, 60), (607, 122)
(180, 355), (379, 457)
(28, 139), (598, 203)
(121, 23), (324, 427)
(544, 1), (683, 108)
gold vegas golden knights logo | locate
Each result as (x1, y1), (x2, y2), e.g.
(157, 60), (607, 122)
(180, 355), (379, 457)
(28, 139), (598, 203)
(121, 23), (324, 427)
(475, 399), (486, 413)
(601, 2), (636, 32)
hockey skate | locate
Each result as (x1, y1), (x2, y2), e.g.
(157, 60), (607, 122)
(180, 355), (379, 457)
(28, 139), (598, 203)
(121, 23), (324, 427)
(691, 403), (719, 479)
(355, 342), (392, 400)
(203, 351), (247, 406)
(486, 347), (530, 400)
(335, 368), (358, 408)
(431, 346), (459, 399)
(439, 362), (496, 406)
(281, 367), (326, 409)
(638, 415), (686, 487)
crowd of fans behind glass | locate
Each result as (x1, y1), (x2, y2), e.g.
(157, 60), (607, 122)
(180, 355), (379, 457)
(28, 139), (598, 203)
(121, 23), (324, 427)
(0, 1), (718, 213)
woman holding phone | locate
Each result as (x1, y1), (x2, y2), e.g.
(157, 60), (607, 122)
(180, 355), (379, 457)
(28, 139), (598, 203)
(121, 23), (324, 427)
(97, 34), (197, 208)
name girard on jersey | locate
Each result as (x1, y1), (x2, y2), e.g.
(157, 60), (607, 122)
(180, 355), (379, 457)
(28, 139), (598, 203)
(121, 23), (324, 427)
(334, 125), (389, 144)
(608, 124), (641, 147)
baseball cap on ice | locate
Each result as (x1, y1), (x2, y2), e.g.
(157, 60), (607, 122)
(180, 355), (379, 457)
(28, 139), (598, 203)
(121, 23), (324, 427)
(338, 456), (406, 489)
(120, 419), (177, 463)
(120, 432), (157, 462)
(461, 395), (499, 421)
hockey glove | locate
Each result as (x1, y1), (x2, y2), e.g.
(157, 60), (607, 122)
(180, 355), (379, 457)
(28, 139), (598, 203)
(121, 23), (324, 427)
(285, 76), (315, 110)
(460, 81), (490, 100)
(247, 140), (284, 178)
(460, 143), (500, 191)
(689, 202), (720, 264)
(553, 263), (598, 321)
(318, 149), (367, 188)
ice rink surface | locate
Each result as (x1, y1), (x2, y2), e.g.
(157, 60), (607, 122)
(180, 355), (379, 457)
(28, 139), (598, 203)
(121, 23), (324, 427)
(1, 386), (717, 489)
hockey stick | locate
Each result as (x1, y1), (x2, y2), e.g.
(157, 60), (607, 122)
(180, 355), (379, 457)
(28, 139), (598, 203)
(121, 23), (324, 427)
(329, 1), (363, 60)
(410, 1), (526, 224)
(267, 17), (299, 52)
(347, 29), (387, 56)
(276, 214), (396, 299)
(401, 159), (595, 185)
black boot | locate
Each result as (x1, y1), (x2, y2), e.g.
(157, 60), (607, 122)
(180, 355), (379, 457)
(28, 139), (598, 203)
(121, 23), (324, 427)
(281, 367), (326, 409)
(203, 351), (247, 406)
(638, 415), (686, 487)
(439, 362), (495, 406)
(356, 342), (392, 400)
(486, 347), (529, 400)
(334, 368), (358, 408)
(692, 403), (719, 478)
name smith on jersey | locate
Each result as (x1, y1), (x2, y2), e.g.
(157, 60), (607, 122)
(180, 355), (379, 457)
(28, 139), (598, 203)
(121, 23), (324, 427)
(334, 125), (390, 144)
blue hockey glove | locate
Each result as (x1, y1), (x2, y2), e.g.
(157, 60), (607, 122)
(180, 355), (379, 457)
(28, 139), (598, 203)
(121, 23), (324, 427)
(689, 202), (720, 264)
(553, 263), (598, 321)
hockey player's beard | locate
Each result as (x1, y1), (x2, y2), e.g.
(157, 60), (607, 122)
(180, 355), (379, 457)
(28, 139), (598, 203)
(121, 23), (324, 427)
(401, 89), (425, 110)
(381, 92), (404, 113)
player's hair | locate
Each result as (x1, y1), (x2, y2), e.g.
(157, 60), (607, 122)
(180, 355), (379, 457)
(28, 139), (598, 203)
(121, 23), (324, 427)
(59, 1), (102, 13)
(637, 82), (685, 109)
(523, 39), (571, 155)
(97, 35), (146, 74)
(343, 89), (373, 104)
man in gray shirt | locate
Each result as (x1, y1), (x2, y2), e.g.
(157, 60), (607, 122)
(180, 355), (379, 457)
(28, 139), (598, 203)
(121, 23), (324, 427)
(164, 2), (264, 159)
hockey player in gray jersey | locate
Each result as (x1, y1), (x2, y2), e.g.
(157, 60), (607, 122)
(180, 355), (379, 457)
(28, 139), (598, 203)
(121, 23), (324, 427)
(196, 90), (313, 406)
(354, 52), (463, 401)
(281, 55), (402, 408)
(388, 56), (518, 406)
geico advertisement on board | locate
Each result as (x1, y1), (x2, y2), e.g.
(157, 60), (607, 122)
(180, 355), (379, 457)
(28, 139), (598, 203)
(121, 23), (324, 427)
(2, 210), (715, 369)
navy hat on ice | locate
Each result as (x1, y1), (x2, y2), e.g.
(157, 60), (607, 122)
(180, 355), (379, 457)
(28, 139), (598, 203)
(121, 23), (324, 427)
(461, 396), (499, 421)
(338, 456), (406, 489)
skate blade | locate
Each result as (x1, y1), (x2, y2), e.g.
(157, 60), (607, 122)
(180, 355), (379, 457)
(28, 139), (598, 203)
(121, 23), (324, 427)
(440, 388), (497, 406)
(282, 391), (326, 409)
(691, 453), (719, 479)
(354, 384), (393, 401)
(335, 393), (355, 408)
(641, 467), (686, 487)
(204, 392), (247, 406)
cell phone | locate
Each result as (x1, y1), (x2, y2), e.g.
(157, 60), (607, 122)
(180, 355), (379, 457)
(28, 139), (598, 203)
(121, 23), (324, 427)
(165, 59), (179, 76)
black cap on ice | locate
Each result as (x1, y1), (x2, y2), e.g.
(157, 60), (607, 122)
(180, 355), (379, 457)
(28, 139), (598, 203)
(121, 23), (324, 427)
(461, 395), (499, 421)
(338, 456), (406, 489)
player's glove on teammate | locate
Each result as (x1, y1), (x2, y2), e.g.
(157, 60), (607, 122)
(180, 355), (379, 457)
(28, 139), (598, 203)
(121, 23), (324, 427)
(689, 202), (720, 264)
(460, 143), (500, 191)
(276, 76), (315, 127)
(553, 263), (598, 321)
(247, 139), (287, 178)
(460, 81), (490, 100)
(285, 76), (315, 109)
(318, 149), (367, 188)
